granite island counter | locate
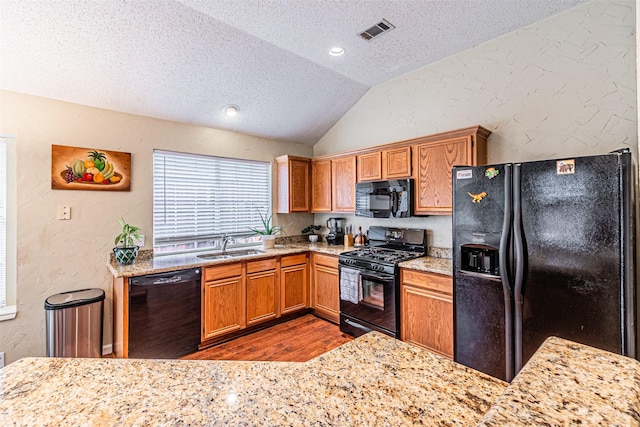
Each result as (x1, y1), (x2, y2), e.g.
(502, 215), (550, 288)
(1, 332), (638, 426)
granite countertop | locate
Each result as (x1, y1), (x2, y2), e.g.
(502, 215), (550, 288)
(108, 243), (453, 278)
(0, 332), (506, 426)
(477, 336), (640, 426)
(2, 333), (638, 426)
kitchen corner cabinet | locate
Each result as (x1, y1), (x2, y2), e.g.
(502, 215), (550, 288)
(311, 159), (332, 212)
(311, 253), (340, 324)
(331, 156), (356, 212)
(203, 263), (246, 340)
(413, 129), (488, 215)
(400, 269), (453, 358)
(275, 155), (311, 213)
(280, 253), (309, 315)
(246, 259), (279, 326)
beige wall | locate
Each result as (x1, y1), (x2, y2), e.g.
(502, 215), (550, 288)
(0, 90), (312, 363)
(314, 0), (636, 247)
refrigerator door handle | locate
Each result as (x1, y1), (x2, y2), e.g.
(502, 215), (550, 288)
(499, 164), (515, 382)
(513, 164), (525, 375)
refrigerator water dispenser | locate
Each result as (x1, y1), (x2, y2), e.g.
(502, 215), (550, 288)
(460, 244), (499, 276)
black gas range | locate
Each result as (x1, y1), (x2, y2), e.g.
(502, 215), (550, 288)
(338, 226), (427, 338)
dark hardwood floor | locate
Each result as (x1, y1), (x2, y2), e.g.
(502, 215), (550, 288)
(181, 314), (353, 362)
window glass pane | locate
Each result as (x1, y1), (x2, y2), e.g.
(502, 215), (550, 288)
(153, 150), (271, 254)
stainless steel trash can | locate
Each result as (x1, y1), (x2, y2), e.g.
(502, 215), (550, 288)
(45, 288), (105, 357)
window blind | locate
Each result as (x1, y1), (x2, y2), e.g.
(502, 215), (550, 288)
(0, 139), (6, 308)
(153, 150), (271, 254)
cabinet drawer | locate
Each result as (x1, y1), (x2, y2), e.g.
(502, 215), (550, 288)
(247, 258), (277, 274)
(281, 253), (307, 268)
(313, 253), (338, 269)
(204, 263), (242, 282)
(401, 269), (452, 295)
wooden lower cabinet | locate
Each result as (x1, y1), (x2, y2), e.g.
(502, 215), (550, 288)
(203, 263), (246, 340)
(400, 269), (453, 358)
(246, 259), (279, 325)
(311, 253), (340, 323)
(280, 254), (309, 315)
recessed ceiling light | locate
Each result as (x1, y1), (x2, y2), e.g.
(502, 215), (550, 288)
(329, 47), (345, 56)
(224, 105), (238, 116)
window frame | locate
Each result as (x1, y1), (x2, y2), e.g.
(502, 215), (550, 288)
(0, 135), (16, 321)
(152, 149), (273, 256)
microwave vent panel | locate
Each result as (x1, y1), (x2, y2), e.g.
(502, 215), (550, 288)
(359, 19), (395, 41)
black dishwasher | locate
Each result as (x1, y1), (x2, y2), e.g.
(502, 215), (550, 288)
(128, 268), (201, 359)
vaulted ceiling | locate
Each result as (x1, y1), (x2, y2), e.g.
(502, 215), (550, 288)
(1, 0), (588, 145)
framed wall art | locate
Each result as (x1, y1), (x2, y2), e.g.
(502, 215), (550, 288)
(51, 145), (132, 191)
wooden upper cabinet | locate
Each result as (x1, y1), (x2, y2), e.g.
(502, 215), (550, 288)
(275, 155), (311, 213)
(357, 152), (382, 182)
(311, 159), (332, 213)
(331, 156), (356, 212)
(382, 146), (412, 179)
(413, 132), (487, 215)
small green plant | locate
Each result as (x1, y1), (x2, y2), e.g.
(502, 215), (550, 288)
(302, 224), (321, 234)
(248, 209), (291, 236)
(114, 218), (142, 247)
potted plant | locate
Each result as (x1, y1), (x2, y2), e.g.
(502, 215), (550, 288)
(302, 224), (321, 243)
(113, 218), (142, 265)
(248, 209), (290, 249)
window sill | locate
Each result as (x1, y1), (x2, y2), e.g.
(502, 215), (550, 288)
(0, 305), (17, 321)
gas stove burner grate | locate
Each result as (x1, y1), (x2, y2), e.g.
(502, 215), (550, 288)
(342, 247), (424, 264)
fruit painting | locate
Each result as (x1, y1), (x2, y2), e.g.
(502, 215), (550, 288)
(51, 145), (131, 191)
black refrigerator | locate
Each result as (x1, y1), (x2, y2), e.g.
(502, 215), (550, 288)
(452, 150), (637, 382)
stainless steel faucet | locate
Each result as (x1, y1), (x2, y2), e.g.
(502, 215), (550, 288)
(221, 234), (235, 252)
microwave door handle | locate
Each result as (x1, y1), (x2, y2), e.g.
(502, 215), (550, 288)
(391, 189), (399, 217)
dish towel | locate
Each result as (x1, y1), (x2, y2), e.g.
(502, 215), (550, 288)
(340, 267), (361, 304)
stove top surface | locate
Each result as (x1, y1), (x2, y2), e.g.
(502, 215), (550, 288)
(341, 246), (424, 264)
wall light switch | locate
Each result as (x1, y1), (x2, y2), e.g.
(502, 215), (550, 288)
(58, 206), (71, 220)
(0, 352), (5, 368)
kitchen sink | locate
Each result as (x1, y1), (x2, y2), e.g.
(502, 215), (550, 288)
(197, 249), (266, 260)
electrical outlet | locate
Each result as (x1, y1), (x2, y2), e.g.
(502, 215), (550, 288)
(0, 352), (5, 368)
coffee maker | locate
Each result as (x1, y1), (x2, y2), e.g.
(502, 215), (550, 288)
(326, 218), (346, 245)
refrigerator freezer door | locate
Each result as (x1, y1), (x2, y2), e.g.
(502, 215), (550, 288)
(453, 164), (514, 381)
(516, 154), (627, 372)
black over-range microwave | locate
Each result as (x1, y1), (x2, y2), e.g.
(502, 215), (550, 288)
(355, 179), (413, 218)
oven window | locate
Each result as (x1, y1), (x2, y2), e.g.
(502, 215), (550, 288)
(360, 278), (384, 310)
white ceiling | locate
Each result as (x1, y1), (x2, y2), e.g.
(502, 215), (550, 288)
(1, 0), (588, 145)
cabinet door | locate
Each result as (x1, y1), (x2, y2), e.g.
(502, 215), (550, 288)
(331, 156), (356, 212)
(281, 262), (308, 315)
(312, 254), (339, 324)
(203, 275), (245, 340)
(382, 146), (411, 179)
(357, 152), (382, 182)
(312, 159), (332, 212)
(400, 270), (453, 358)
(414, 137), (471, 215)
(246, 269), (279, 326)
(276, 156), (311, 213)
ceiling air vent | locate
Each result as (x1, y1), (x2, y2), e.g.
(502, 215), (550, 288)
(359, 19), (395, 41)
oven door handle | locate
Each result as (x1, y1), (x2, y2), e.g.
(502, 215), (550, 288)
(359, 271), (395, 283)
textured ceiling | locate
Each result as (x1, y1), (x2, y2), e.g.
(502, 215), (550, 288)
(1, 0), (588, 145)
